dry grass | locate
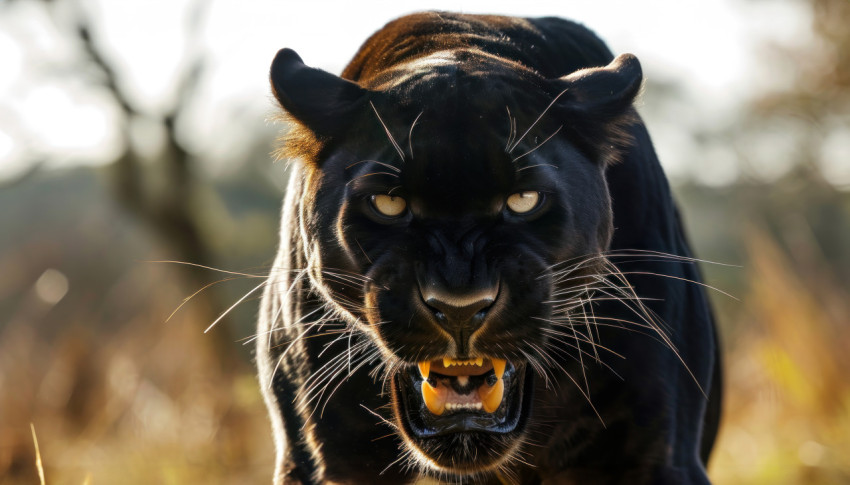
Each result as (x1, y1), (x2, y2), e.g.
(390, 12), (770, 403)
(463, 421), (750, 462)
(30, 424), (46, 485)
(1, 228), (848, 484)
(0, 261), (273, 484)
(709, 228), (850, 484)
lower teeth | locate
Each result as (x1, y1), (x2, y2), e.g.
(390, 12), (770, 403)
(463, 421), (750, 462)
(446, 402), (482, 411)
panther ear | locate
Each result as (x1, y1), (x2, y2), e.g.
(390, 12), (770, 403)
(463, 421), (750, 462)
(555, 53), (643, 117)
(552, 54), (643, 164)
(270, 48), (368, 137)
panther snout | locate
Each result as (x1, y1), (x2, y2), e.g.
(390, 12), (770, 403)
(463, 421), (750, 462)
(425, 294), (493, 324)
(421, 288), (498, 352)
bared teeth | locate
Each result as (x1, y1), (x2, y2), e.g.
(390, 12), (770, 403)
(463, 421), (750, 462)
(418, 357), (509, 416)
(417, 361), (430, 380)
(446, 402), (482, 411)
(479, 376), (505, 413)
(421, 380), (446, 415)
(492, 358), (506, 379)
(480, 358), (507, 413)
(442, 357), (485, 367)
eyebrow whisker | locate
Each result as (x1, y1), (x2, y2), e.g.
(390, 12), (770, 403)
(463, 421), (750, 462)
(512, 125), (563, 164)
(407, 111), (424, 161)
(346, 172), (400, 187)
(516, 163), (558, 173)
(509, 88), (569, 153)
(370, 101), (406, 162)
(505, 105), (517, 151)
(346, 159), (401, 173)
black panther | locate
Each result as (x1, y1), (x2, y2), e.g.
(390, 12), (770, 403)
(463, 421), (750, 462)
(257, 11), (721, 484)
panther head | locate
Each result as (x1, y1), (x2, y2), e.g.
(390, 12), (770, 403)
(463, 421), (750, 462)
(269, 46), (642, 477)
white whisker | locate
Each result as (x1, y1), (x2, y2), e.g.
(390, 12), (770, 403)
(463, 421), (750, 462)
(370, 100), (406, 162)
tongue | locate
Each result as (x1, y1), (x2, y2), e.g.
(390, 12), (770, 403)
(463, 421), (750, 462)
(419, 358), (507, 416)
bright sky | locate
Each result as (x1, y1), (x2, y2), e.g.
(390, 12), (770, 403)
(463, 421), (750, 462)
(0, 0), (814, 183)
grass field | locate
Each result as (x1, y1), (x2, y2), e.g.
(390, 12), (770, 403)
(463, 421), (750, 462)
(3, 219), (849, 484)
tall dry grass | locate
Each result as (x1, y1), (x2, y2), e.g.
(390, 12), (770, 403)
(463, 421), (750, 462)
(0, 261), (273, 484)
(709, 227), (850, 484)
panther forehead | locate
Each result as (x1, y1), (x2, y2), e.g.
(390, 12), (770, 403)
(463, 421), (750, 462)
(353, 78), (561, 218)
(368, 47), (539, 93)
(377, 50), (459, 88)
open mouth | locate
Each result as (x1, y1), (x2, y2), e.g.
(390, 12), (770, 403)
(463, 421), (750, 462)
(395, 357), (533, 438)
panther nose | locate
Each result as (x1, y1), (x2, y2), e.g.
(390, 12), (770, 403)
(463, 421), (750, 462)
(425, 295), (493, 325)
(422, 290), (496, 353)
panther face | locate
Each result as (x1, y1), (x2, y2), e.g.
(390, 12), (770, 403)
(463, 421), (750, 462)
(269, 45), (641, 477)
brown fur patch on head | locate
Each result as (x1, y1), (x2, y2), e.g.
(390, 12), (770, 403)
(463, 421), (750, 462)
(271, 112), (325, 165)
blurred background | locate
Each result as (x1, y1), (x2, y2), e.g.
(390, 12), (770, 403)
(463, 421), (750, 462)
(1, 0), (848, 483)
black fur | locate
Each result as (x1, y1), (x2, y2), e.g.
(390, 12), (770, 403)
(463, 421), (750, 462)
(258, 12), (720, 484)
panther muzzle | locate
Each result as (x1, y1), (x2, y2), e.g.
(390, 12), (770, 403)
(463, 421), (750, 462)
(394, 356), (533, 438)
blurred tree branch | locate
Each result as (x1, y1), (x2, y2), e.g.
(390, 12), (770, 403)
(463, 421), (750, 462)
(74, 4), (211, 269)
(36, 0), (240, 358)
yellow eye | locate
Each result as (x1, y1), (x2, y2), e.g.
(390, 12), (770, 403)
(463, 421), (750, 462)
(506, 191), (541, 214)
(371, 194), (407, 217)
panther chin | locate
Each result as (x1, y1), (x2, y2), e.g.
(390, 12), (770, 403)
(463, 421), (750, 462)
(392, 357), (534, 473)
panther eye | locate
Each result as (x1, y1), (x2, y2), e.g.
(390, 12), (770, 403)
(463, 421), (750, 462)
(506, 191), (541, 214)
(371, 194), (407, 217)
